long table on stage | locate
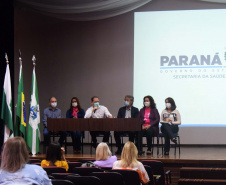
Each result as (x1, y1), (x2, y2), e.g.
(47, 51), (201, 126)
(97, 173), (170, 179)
(47, 118), (141, 132)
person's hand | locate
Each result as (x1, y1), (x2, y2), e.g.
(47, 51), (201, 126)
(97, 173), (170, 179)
(165, 118), (170, 122)
(145, 125), (151, 130)
(61, 147), (65, 154)
(61, 147), (66, 161)
(92, 106), (98, 112)
(43, 128), (48, 135)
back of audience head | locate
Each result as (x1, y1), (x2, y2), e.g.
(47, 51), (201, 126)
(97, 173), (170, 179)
(96, 142), (112, 161)
(46, 141), (62, 164)
(1, 137), (29, 172)
(121, 141), (138, 168)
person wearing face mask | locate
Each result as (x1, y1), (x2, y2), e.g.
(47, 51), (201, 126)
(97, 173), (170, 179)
(66, 97), (85, 154)
(114, 95), (139, 155)
(138, 95), (160, 155)
(160, 97), (181, 155)
(85, 96), (113, 148)
(43, 97), (67, 148)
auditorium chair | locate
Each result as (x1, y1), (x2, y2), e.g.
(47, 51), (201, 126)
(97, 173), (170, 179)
(51, 179), (74, 185)
(51, 173), (79, 179)
(110, 169), (141, 185)
(159, 132), (180, 155)
(99, 167), (112, 171)
(28, 159), (41, 164)
(90, 172), (124, 185)
(78, 159), (95, 163)
(141, 160), (171, 185)
(73, 167), (103, 176)
(48, 175), (55, 179)
(43, 167), (66, 175)
(66, 175), (101, 185)
(144, 165), (156, 185)
(90, 132), (113, 154)
(67, 162), (82, 173)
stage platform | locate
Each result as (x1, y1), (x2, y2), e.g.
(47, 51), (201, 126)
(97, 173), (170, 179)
(31, 145), (226, 185)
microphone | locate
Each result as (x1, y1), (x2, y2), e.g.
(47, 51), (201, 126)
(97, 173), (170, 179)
(94, 109), (96, 113)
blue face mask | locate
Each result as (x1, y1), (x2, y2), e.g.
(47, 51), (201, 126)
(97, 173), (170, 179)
(124, 101), (130, 107)
(94, 102), (99, 107)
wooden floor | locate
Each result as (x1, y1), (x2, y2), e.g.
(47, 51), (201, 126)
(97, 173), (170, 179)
(32, 145), (226, 185)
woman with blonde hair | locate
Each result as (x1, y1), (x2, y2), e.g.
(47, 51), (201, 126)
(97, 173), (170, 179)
(0, 137), (52, 185)
(113, 141), (149, 184)
(93, 142), (117, 167)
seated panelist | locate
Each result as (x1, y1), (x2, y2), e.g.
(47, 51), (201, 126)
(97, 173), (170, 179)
(43, 97), (67, 147)
(84, 96), (113, 148)
(114, 95), (139, 155)
(66, 97), (85, 154)
(160, 97), (181, 155)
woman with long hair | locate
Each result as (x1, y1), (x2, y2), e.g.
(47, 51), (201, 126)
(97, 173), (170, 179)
(41, 141), (69, 171)
(66, 97), (85, 154)
(138, 95), (160, 155)
(160, 97), (181, 155)
(0, 137), (52, 185)
(93, 142), (117, 167)
(113, 141), (149, 184)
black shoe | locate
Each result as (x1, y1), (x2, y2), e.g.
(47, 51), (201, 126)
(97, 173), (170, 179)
(171, 138), (177, 144)
(115, 149), (122, 155)
(164, 151), (169, 155)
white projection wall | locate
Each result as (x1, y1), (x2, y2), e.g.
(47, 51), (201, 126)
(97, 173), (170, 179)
(134, 9), (226, 127)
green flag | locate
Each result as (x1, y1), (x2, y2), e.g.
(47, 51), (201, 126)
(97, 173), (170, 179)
(15, 61), (26, 137)
(27, 64), (40, 155)
(1, 61), (14, 142)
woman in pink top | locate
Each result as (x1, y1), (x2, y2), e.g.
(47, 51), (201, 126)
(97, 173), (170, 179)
(138, 95), (160, 155)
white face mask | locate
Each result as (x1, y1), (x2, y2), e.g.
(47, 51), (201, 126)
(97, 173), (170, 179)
(72, 102), (78, 107)
(51, 102), (57, 108)
(166, 103), (171, 109)
(144, 102), (150, 107)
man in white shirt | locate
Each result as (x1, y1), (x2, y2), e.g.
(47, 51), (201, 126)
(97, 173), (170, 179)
(84, 96), (112, 148)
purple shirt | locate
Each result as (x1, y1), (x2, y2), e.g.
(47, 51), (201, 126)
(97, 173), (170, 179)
(94, 156), (117, 167)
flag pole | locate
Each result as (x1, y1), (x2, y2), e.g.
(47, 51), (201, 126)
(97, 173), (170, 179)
(27, 54), (40, 155)
(15, 50), (27, 138)
(2, 53), (14, 142)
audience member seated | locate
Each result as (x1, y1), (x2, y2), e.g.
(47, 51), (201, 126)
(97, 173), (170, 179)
(113, 141), (149, 184)
(94, 142), (117, 167)
(0, 137), (52, 185)
(41, 141), (69, 171)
